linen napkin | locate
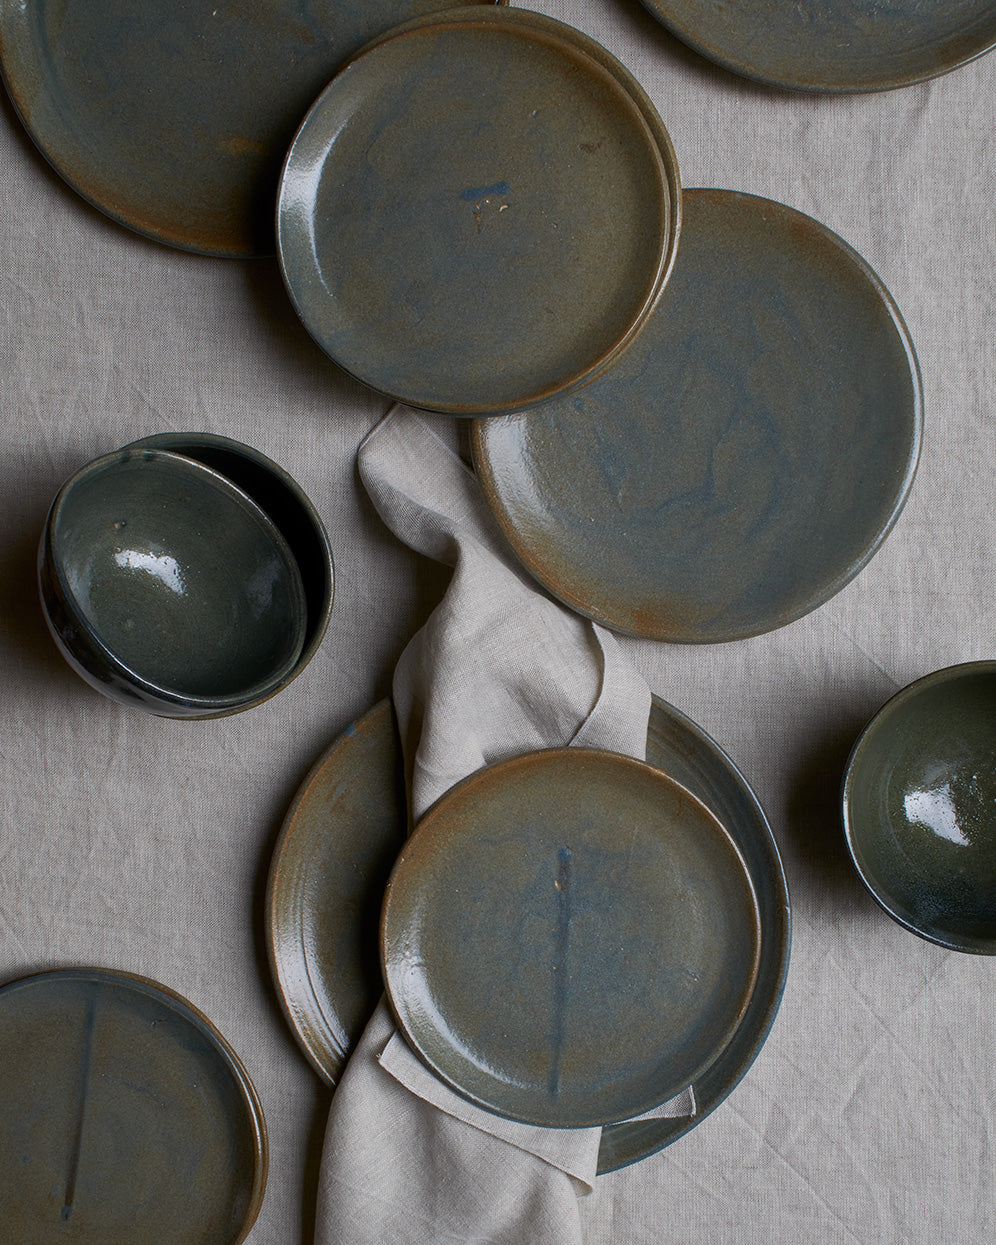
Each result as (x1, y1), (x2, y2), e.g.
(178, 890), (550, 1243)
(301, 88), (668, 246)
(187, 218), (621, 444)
(316, 405), (694, 1245)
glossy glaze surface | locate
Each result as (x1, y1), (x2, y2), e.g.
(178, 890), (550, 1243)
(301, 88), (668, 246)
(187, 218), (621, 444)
(473, 189), (922, 642)
(0, 0), (498, 255)
(381, 748), (761, 1128)
(637, 0), (996, 92)
(39, 448), (307, 717)
(124, 433), (334, 697)
(0, 968), (267, 1243)
(843, 662), (996, 953)
(265, 697), (790, 1169)
(277, 5), (680, 415)
(267, 701), (407, 1082)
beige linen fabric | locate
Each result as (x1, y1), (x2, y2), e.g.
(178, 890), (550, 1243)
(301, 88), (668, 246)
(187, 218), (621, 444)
(316, 406), (692, 1244)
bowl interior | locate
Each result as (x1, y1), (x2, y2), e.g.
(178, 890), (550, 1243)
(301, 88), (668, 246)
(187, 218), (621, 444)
(50, 450), (307, 703)
(844, 663), (996, 952)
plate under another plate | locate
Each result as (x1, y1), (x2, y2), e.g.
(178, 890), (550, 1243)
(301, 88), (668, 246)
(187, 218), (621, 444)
(472, 188), (922, 644)
(266, 698), (791, 1171)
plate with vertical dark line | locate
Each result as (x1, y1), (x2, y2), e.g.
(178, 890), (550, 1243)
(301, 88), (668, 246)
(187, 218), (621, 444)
(0, 968), (267, 1244)
(380, 747), (762, 1128)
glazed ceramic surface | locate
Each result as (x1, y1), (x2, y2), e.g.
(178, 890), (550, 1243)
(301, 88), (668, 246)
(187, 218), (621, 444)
(39, 448), (307, 717)
(473, 189), (922, 643)
(843, 661), (996, 953)
(0, 0), (498, 255)
(123, 432), (334, 695)
(265, 698), (790, 1170)
(0, 968), (266, 1244)
(381, 748), (761, 1128)
(277, 5), (680, 415)
(267, 701), (407, 1082)
(637, 0), (996, 92)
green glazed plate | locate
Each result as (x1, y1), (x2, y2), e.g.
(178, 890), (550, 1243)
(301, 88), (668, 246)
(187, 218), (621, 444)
(638, 0), (996, 92)
(0, 968), (267, 1243)
(0, 0), (497, 255)
(277, 5), (680, 414)
(473, 189), (922, 644)
(266, 698), (790, 1169)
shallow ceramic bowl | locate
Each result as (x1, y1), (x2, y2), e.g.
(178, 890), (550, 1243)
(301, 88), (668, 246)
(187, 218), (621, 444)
(39, 448), (309, 717)
(843, 661), (996, 953)
(123, 432), (334, 694)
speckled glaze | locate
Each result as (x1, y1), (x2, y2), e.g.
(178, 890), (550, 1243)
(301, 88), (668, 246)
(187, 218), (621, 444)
(473, 189), (922, 643)
(637, 0), (996, 92)
(0, 0), (498, 256)
(39, 448), (308, 717)
(381, 748), (761, 1128)
(267, 701), (407, 1083)
(264, 697), (789, 1170)
(0, 968), (267, 1244)
(123, 432), (334, 699)
(277, 5), (681, 415)
(843, 662), (996, 953)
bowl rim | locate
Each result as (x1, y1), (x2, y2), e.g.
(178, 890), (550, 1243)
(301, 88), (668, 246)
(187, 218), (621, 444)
(841, 659), (996, 953)
(41, 446), (309, 711)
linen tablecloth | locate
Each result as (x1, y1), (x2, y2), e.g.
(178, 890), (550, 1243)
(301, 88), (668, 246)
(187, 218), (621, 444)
(1, 0), (994, 1241)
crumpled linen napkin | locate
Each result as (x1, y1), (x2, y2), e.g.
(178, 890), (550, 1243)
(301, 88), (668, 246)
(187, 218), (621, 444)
(316, 406), (694, 1245)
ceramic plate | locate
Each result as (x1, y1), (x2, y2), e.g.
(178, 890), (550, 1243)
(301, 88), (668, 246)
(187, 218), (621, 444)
(0, 0), (497, 255)
(473, 189), (922, 643)
(277, 5), (680, 414)
(381, 748), (761, 1128)
(0, 968), (266, 1243)
(266, 698), (790, 1169)
(638, 0), (996, 92)
(267, 702), (408, 1082)
(843, 661), (996, 953)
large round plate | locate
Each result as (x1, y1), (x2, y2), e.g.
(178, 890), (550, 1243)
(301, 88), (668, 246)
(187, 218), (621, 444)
(265, 698), (790, 1170)
(473, 189), (922, 643)
(381, 748), (761, 1128)
(638, 0), (996, 92)
(0, 968), (267, 1243)
(0, 0), (496, 256)
(277, 5), (680, 415)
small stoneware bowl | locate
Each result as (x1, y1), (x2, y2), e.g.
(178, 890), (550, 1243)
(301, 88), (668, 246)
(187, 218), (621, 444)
(843, 661), (996, 953)
(39, 447), (309, 717)
(123, 432), (334, 690)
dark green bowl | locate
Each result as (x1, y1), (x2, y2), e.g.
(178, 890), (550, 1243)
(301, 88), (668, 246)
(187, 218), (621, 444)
(122, 432), (334, 697)
(39, 448), (308, 718)
(843, 661), (996, 953)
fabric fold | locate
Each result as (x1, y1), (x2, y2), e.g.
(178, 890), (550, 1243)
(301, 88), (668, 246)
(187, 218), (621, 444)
(316, 406), (693, 1245)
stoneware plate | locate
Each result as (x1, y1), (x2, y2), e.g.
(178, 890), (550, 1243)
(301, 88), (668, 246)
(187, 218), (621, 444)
(0, 968), (267, 1243)
(0, 0), (497, 255)
(473, 189), (922, 643)
(277, 5), (680, 415)
(843, 661), (996, 953)
(266, 698), (790, 1170)
(637, 0), (996, 92)
(381, 748), (761, 1128)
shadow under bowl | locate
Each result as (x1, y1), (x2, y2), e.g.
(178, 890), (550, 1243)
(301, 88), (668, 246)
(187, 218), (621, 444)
(123, 432), (334, 687)
(842, 660), (996, 953)
(39, 448), (308, 717)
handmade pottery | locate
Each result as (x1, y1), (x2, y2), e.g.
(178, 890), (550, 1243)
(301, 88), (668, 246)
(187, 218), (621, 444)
(843, 661), (996, 953)
(39, 448), (308, 717)
(277, 5), (681, 414)
(473, 189), (922, 642)
(0, 968), (266, 1244)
